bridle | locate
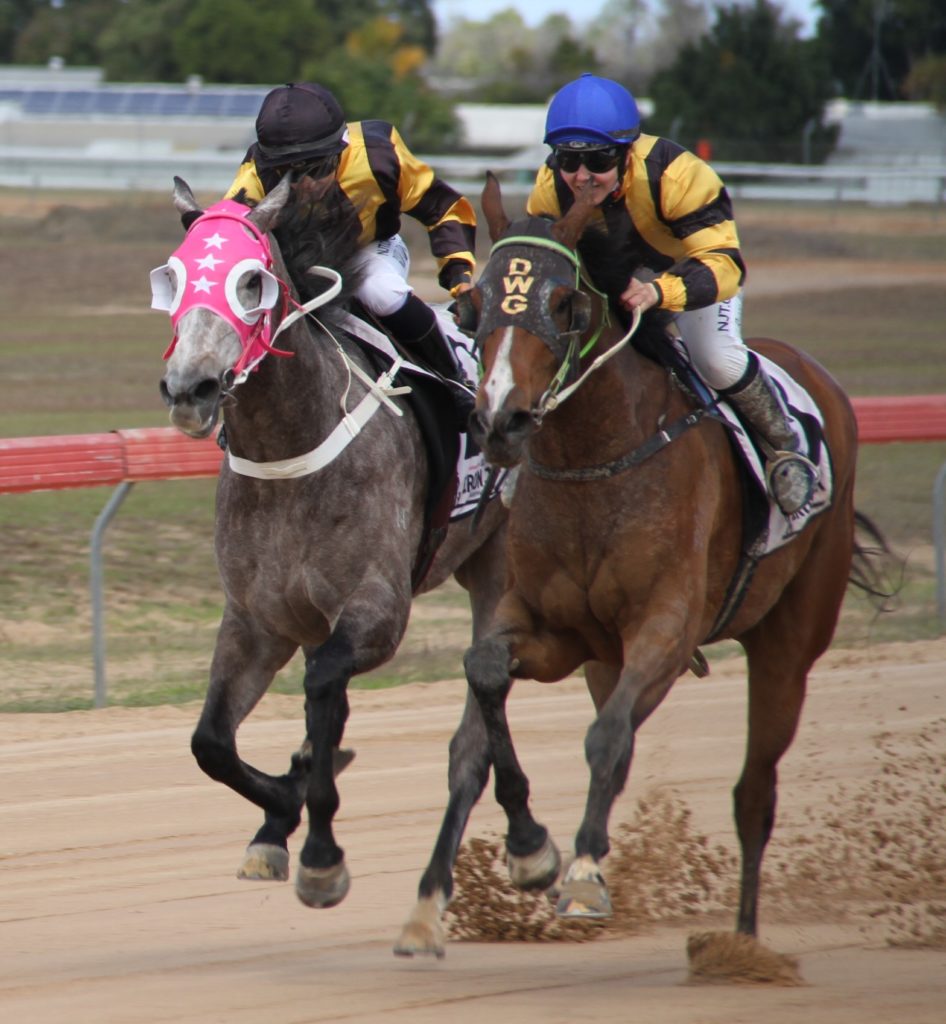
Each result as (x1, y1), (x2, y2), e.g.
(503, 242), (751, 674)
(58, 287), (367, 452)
(152, 200), (410, 479)
(475, 225), (641, 418)
(150, 199), (343, 385)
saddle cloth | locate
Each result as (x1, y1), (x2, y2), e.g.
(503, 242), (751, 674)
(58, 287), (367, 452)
(337, 306), (494, 522)
(715, 353), (833, 556)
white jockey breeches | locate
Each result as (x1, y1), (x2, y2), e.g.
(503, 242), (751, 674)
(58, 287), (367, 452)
(351, 234), (413, 317)
(674, 291), (748, 391)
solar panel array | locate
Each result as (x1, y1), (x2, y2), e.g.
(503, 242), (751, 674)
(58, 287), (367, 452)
(0, 87), (268, 118)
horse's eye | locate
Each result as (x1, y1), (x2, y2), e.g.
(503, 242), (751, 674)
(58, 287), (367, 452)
(246, 272), (261, 292)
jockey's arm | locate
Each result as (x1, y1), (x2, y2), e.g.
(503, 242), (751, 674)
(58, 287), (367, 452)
(224, 157), (265, 204)
(393, 128), (476, 296)
(646, 154), (745, 314)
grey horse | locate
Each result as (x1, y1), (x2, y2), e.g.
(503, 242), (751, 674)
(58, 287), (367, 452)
(157, 176), (506, 909)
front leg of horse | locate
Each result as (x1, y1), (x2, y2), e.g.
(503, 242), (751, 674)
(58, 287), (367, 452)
(394, 688), (493, 958)
(238, 740), (356, 881)
(190, 613), (305, 876)
(467, 634), (562, 890)
(295, 635), (359, 909)
(558, 657), (681, 920)
(556, 681), (637, 919)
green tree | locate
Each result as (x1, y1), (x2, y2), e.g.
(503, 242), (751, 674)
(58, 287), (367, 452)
(171, 0), (330, 84)
(0, 0), (43, 62)
(98, 0), (190, 82)
(648, 0), (838, 162)
(308, 17), (460, 150)
(815, 0), (946, 100)
(379, 0), (437, 52)
(586, 0), (708, 94)
(430, 11), (596, 103)
(12, 0), (114, 66)
(903, 53), (946, 109)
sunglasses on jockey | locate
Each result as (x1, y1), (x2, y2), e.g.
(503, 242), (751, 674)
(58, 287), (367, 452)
(278, 152), (341, 182)
(553, 146), (623, 175)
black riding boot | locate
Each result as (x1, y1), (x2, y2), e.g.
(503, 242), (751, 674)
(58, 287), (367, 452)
(377, 294), (476, 430)
(723, 353), (817, 515)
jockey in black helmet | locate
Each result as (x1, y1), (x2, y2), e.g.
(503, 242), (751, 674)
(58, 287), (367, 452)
(225, 82), (477, 426)
(529, 73), (816, 516)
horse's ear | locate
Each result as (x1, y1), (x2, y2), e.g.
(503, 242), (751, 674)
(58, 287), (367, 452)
(172, 176), (202, 217)
(553, 179), (597, 251)
(481, 171), (510, 244)
(249, 174), (292, 233)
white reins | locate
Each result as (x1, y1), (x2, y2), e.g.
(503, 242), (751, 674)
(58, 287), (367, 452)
(227, 266), (413, 480)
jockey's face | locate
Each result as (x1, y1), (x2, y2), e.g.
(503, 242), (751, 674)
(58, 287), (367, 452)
(554, 146), (622, 204)
(559, 163), (619, 205)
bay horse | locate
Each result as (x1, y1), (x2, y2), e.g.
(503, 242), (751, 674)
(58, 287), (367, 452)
(156, 176), (506, 909)
(395, 173), (886, 957)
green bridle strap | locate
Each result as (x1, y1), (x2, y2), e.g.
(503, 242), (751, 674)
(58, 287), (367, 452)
(489, 234), (582, 276)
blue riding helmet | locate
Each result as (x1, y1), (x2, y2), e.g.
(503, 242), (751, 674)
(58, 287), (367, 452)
(544, 73), (641, 149)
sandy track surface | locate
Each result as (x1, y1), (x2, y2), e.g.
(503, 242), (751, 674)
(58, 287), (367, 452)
(1, 641), (944, 1023)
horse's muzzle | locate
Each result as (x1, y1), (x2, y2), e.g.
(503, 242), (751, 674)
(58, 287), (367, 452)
(469, 406), (536, 468)
(159, 374), (223, 438)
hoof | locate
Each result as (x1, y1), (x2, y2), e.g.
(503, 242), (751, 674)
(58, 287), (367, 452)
(237, 842), (289, 881)
(393, 896), (447, 959)
(507, 835), (562, 891)
(555, 855), (612, 919)
(295, 859), (351, 908)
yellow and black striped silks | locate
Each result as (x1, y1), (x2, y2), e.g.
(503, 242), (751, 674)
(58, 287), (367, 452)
(226, 120), (476, 294)
(527, 134), (745, 313)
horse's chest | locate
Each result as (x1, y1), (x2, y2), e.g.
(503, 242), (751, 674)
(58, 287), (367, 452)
(510, 481), (667, 622)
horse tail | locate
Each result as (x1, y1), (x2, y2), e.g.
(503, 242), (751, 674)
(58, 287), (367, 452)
(848, 510), (902, 612)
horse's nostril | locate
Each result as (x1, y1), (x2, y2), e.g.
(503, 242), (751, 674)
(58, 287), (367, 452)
(159, 380), (173, 408)
(469, 409), (488, 439)
(193, 379), (221, 403)
(505, 410), (533, 438)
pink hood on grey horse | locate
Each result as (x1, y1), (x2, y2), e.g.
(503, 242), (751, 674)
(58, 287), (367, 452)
(151, 199), (287, 377)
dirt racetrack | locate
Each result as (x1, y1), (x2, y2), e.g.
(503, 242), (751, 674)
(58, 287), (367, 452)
(1, 640), (944, 1023)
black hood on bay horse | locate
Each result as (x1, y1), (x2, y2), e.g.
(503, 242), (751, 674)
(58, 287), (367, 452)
(475, 216), (587, 361)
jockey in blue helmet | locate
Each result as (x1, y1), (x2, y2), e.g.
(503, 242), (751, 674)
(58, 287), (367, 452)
(529, 73), (816, 516)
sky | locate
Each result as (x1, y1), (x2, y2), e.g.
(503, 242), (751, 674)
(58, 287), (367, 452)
(433, 0), (819, 37)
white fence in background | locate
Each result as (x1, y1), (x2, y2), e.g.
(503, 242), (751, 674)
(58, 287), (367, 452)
(2, 145), (946, 206)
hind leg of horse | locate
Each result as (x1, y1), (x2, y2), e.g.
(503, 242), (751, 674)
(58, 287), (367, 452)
(190, 606), (302, 872)
(734, 547), (851, 935)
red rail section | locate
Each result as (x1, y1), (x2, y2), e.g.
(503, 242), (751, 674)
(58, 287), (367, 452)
(853, 395), (946, 444)
(0, 396), (943, 495)
(0, 427), (222, 494)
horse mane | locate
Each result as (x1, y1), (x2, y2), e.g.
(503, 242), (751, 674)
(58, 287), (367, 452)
(231, 187), (367, 328)
(274, 193), (366, 309)
(575, 223), (673, 342)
